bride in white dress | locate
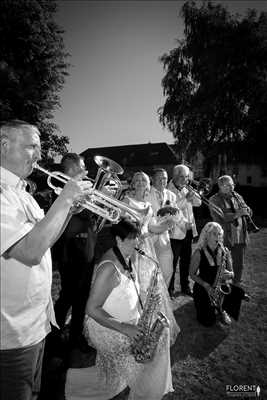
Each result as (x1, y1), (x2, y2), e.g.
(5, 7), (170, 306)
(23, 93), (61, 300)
(123, 172), (179, 345)
(65, 218), (178, 400)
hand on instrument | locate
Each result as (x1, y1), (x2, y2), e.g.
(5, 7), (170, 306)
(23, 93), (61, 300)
(236, 208), (249, 218)
(59, 179), (93, 205)
(121, 322), (143, 340)
(222, 270), (233, 280)
(186, 187), (196, 202)
(152, 292), (162, 305)
(240, 207), (250, 216)
(204, 282), (213, 295)
(158, 215), (176, 232)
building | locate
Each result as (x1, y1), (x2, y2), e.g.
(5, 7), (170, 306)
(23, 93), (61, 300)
(81, 142), (179, 181)
(204, 144), (267, 188)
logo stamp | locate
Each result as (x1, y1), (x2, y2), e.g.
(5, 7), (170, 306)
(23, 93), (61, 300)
(226, 385), (261, 397)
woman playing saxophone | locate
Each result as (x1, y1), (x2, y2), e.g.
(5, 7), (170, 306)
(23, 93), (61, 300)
(65, 219), (177, 400)
(190, 222), (247, 327)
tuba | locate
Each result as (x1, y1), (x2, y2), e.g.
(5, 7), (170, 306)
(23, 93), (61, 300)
(131, 248), (169, 363)
(34, 156), (147, 232)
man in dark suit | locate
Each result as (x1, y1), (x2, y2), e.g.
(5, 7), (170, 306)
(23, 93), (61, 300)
(53, 153), (97, 352)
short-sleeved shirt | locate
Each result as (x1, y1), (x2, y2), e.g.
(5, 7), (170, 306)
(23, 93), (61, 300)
(168, 180), (201, 239)
(0, 166), (57, 349)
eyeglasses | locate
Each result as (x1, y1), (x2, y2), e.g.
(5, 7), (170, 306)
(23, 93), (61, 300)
(222, 183), (235, 188)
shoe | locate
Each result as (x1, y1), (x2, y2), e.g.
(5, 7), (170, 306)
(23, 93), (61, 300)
(243, 293), (251, 302)
(181, 287), (193, 297)
(220, 311), (231, 325)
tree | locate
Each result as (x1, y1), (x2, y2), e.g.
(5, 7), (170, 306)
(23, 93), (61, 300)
(158, 0), (267, 161)
(0, 0), (70, 162)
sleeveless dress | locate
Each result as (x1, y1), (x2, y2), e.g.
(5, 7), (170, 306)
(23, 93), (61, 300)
(65, 260), (174, 400)
(193, 249), (245, 326)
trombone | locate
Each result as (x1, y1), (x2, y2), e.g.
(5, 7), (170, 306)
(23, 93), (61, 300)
(34, 158), (147, 228)
(185, 179), (224, 218)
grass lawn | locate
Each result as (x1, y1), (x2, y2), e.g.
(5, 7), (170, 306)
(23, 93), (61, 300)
(44, 228), (267, 400)
(165, 228), (267, 399)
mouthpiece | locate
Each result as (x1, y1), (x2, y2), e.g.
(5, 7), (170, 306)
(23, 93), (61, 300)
(135, 247), (146, 256)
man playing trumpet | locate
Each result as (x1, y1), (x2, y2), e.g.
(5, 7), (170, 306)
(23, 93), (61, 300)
(0, 120), (93, 400)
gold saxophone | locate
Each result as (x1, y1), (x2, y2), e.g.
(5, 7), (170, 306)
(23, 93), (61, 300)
(208, 243), (232, 311)
(130, 248), (169, 363)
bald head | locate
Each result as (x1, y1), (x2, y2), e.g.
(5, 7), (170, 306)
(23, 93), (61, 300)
(173, 164), (190, 177)
(217, 175), (235, 195)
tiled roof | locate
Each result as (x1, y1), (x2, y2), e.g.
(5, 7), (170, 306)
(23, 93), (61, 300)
(81, 142), (179, 173)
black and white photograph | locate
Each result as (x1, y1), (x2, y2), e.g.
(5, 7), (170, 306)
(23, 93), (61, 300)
(0, 1), (266, 399)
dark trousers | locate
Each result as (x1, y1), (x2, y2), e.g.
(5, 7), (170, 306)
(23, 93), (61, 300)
(193, 283), (245, 326)
(169, 230), (193, 293)
(229, 243), (246, 285)
(54, 237), (94, 345)
(0, 339), (45, 400)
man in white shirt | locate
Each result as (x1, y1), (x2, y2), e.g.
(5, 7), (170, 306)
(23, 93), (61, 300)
(0, 120), (92, 400)
(146, 168), (177, 214)
(168, 164), (202, 297)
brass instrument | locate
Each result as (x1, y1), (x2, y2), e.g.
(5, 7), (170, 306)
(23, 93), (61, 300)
(231, 190), (260, 233)
(208, 243), (232, 311)
(89, 155), (124, 232)
(185, 178), (224, 218)
(34, 156), (146, 230)
(131, 248), (169, 364)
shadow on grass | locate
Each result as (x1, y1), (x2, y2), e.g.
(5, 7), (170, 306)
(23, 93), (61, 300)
(171, 301), (228, 362)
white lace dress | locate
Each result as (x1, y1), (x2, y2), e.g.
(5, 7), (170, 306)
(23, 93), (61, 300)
(65, 260), (174, 400)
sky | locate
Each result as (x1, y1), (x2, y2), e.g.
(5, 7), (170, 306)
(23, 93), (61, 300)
(54, 0), (267, 154)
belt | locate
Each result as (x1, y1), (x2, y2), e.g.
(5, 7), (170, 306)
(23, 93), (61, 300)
(75, 233), (88, 239)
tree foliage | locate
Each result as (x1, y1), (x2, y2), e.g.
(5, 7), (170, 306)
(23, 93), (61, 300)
(0, 0), (70, 162)
(159, 0), (267, 158)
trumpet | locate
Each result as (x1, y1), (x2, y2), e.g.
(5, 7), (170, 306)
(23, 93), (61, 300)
(34, 160), (147, 227)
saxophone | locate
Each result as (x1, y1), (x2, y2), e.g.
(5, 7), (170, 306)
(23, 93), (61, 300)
(208, 243), (232, 311)
(130, 248), (169, 363)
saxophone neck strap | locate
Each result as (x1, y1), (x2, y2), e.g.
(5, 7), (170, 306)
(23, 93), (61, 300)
(113, 245), (144, 310)
(112, 245), (132, 273)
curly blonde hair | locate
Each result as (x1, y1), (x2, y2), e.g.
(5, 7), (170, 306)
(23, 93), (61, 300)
(195, 222), (224, 251)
